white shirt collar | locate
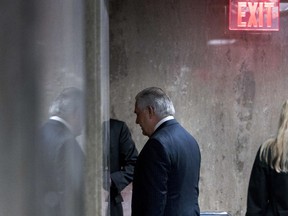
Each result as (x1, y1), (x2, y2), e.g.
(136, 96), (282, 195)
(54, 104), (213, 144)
(50, 116), (73, 132)
(154, 115), (174, 132)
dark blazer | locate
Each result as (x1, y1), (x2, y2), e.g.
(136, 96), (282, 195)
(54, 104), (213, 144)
(36, 119), (85, 216)
(110, 119), (138, 216)
(246, 148), (288, 216)
(132, 119), (201, 216)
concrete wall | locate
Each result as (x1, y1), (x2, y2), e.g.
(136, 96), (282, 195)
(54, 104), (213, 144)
(109, 0), (288, 215)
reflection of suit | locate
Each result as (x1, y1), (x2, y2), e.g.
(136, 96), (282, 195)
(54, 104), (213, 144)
(110, 119), (138, 216)
(36, 119), (85, 216)
(246, 148), (288, 216)
(132, 119), (201, 216)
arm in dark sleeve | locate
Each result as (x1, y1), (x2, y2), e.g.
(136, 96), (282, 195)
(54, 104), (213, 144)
(137, 139), (170, 215)
(246, 148), (270, 216)
(56, 139), (84, 216)
(110, 122), (138, 192)
(56, 142), (74, 216)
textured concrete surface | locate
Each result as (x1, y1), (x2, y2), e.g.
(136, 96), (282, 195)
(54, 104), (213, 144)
(109, 1), (288, 215)
(3, 0), (288, 215)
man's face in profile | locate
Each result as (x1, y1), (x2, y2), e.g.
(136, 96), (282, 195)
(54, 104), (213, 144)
(134, 104), (154, 137)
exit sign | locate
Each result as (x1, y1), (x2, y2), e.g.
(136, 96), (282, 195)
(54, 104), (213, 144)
(229, 0), (280, 31)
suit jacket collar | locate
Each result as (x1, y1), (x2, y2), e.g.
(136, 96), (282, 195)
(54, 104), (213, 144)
(152, 119), (178, 136)
(47, 118), (74, 136)
(50, 116), (73, 132)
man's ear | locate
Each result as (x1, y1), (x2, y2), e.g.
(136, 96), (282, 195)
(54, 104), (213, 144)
(147, 106), (155, 118)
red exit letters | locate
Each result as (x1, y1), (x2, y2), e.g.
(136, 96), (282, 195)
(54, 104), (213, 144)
(229, 0), (279, 31)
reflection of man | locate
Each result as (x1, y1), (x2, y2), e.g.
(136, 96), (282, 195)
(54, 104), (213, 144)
(132, 87), (201, 216)
(36, 87), (85, 216)
(109, 119), (138, 216)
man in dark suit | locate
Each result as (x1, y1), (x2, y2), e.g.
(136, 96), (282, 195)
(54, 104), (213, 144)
(36, 87), (85, 216)
(109, 119), (138, 216)
(131, 87), (201, 216)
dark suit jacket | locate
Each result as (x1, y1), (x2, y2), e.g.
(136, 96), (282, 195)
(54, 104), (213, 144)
(132, 119), (201, 216)
(36, 119), (85, 216)
(110, 119), (138, 216)
(246, 148), (288, 216)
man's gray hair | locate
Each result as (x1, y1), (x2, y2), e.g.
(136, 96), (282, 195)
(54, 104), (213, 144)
(135, 87), (175, 118)
(49, 87), (84, 119)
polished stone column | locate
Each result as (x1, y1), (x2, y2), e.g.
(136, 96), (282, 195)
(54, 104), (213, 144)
(0, 0), (110, 215)
(0, 1), (39, 216)
(85, 0), (110, 215)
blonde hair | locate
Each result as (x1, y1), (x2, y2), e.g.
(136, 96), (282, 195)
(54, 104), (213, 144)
(260, 100), (288, 173)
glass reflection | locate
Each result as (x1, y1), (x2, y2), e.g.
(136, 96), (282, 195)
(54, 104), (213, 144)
(36, 88), (85, 216)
